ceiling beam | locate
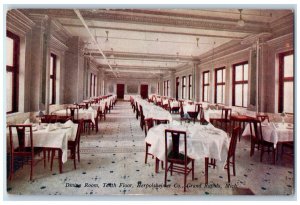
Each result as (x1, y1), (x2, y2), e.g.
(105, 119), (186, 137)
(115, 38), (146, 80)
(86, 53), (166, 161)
(100, 64), (177, 71)
(62, 23), (244, 40)
(73, 9), (118, 78)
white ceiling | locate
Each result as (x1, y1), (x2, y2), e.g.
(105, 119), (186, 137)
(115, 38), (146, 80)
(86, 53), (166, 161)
(23, 8), (292, 79)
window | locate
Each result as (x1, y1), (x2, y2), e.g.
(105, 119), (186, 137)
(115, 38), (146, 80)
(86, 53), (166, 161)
(90, 73), (97, 97)
(279, 51), (294, 113)
(94, 75), (97, 96)
(215, 67), (226, 104)
(232, 62), (248, 107)
(90, 74), (93, 97)
(6, 31), (20, 113)
(157, 82), (160, 94)
(163, 81), (166, 96)
(202, 71), (210, 102)
(49, 53), (57, 104)
(188, 75), (192, 100)
(167, 80), (170, 96)
(182, 76), (186, 99)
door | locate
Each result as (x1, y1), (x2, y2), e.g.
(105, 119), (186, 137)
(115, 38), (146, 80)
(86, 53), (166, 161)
(175, 77), (179, 100)
(117, 84), (125, 99)
(140, 84), (148, 99)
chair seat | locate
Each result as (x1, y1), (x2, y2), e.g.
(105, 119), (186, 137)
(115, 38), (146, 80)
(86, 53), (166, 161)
(167, 151), (193, 165)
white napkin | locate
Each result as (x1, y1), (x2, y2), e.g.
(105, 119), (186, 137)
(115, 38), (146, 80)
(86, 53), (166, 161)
(64, 120), (74, 127)
(46, 124), (55, 132)
(88, 106), (94, 111)
(24, 119), (30, 124)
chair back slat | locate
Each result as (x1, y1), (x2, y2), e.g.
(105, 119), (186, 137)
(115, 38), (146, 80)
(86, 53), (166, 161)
(221, 108), (232, 120)
(165, 129), (187, 161)
(9, 125), (33, 153)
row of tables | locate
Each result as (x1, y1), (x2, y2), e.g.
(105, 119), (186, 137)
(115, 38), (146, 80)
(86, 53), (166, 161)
(7, 95), (117, 175)
(132, 96), (230, 184)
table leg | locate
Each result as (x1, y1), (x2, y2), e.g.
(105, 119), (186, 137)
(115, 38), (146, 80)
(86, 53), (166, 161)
(205, 157), (208, 184)
(58, 150), (63, 173)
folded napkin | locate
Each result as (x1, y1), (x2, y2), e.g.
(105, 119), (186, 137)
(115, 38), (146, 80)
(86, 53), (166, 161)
(46, 124), (55, 132)
(88, 106), (94, 111)
(24, 118), (30, 124)
(64, 120), (74, 127)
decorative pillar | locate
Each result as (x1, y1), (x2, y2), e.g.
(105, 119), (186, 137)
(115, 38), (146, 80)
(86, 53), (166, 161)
(241, 32), (271, 112)
(170, 70), (176, 98)
(192, 61), (199, 101)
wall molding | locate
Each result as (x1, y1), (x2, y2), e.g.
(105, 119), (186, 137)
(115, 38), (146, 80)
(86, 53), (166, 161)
(6, 9), (35, 36)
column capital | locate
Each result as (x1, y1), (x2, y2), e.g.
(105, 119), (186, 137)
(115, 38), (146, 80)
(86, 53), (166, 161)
(241, 32), (272, 46)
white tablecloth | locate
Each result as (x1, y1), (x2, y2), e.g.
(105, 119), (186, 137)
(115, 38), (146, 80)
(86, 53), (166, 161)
(204, 109), (237, 121)
(53, 109), (96, 124)
(145, 121), (229, 163)
(242, 122), (294, 148)
(170, 101), (179, 108)
(91, 102), (106, 112)
(7, 123), (78, 163)
(134, 96), (172, 122)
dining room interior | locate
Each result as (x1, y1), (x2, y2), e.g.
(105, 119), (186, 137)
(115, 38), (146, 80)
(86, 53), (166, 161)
(4, 7), (295, 197)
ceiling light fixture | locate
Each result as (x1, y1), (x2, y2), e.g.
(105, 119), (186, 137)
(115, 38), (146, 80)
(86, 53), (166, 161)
(196, 37), (200, 47)
(105, 30), (109, 42)
(237, 9), (245, 27)
(176, 52), (180, 63)
(110, 48), (114, 59)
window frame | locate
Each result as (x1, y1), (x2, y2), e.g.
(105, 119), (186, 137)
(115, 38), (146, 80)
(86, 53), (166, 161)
(90, 73), (93, 97)
(232, 61), (248, 107)
(202, 71), (210, 102)
(278, 51), (294, 113)
(49, 53), (57, 105)
(214, 67), (226, 104)
(167, 80), (170, 96)
(6, 30), (20, 114)
(182, 76), (186, 99)
(93, 74), (97, 97)
(188, 74), (192, 100)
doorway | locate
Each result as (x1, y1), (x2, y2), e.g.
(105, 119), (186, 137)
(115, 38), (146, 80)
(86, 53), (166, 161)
(117, 84), (125, 99)
(140, 84), (148, 99)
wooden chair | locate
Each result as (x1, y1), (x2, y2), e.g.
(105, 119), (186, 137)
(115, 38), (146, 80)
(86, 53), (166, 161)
(139, 105), (145, 130)
(8, 125), (46, 181)
(256, 114), (270, 122)
(164, 129), (194, 192)
(256, 120), (276, 164)
(187, 104), (200, 123)
(214, 108), (232, 132)
(99, 102), (107, 121)
(51, 120), (83, 170)
(66, 107), (79, 122)
(249, 119), (261, 157)
(179, 103), (189, 122)
(144, 118), (154, 164)
(224, 127), (240, 183)
(135, 102), (139, 119)
(169, 100), (180, 114)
